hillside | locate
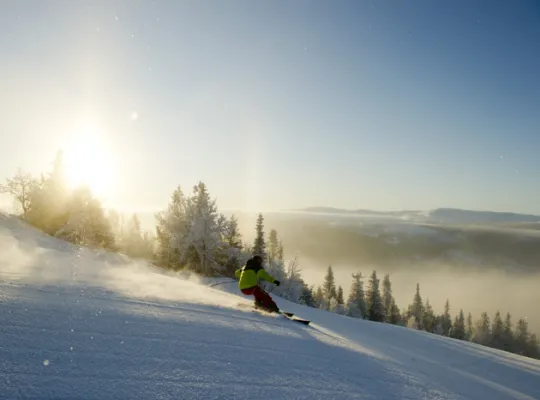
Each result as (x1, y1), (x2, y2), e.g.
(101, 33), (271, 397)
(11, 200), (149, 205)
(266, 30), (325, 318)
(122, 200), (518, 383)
(1, 213), (540, 399)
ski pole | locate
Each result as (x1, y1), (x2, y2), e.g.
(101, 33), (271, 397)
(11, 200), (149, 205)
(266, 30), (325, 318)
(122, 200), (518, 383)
(209, 278), (235, 288)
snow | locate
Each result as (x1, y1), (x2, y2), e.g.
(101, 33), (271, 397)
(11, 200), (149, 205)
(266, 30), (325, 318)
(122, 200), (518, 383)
(1, 213), (540, 399)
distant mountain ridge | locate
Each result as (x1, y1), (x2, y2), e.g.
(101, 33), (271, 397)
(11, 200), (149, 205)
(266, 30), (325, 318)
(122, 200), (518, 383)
(295, 207), (540, 225)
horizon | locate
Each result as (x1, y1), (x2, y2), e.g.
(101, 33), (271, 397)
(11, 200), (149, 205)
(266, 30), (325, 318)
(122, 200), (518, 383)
(2, 1), (540, 215)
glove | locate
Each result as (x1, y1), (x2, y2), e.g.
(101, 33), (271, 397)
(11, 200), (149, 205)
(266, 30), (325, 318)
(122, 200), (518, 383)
(274, 280), (281, 286)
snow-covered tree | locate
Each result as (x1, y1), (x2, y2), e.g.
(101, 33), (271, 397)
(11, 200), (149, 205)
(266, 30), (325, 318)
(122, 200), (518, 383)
(266, 254), (297, 301)
(107, 209), (123, 239)
(120, 214), (143, 255)
(181, 182), (227, 275)
(223, 214), (244, 276)
(155, 185), (188, 269)
(329, 285), (346, 314)
(366, 270), (384, 322)
(312, 286), (325, 309)
(242, 241), (253, 255)
(26, 151), (71, 235)
(268, 229), (279, 264)
(224, 215), (242, 249)
(346, 272), (367, 318)
(277, 240), (284, 262)
(329, 297), (346, 315)
(264, 258), (286, 283)
(252, 213), (266, 258)
(55, 186), (115, 249)
(275, 255), (315, 307)
(472, 312), (491, 345)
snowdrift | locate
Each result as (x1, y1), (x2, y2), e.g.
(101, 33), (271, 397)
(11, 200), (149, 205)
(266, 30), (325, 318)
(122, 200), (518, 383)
(1, 212), (540, 399)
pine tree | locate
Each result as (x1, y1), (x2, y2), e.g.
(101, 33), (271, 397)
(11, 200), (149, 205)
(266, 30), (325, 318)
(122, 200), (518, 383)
(501, 312), (514, 353)
(107, 209), (122, 239)
(155, 186), (187, 269)
(329, 277), (345, 314)
(119, 213), (147, 257)
(409, 283), (424, 330)
(252, 213), (266, 258)
(432, 315), (444, 335)
(450, 309), (466, 340)
(224, 215), (242, 248)
(514, 318), (530, 356)
(423, 299), (435, 332)
(466, 312), (474, 341)
(272, 254), (301, 302)
(382, 274), (400, 324)
(527, 334), (540, 359)
(322, 265), (337, 307)
(277, 240), (284, 262)
(490, 311), (504, 349)
(299, 285), (316, 308)
(346, 272), (367, 318)
(441, 299), (452, 336)
(141, 231), (156, 258)
(472, 312), (491, 345)
(268, 229), (279, 264)
(336, 286), (344, 305)
(366, 270), (384, 322)
(313, 286), (325, 309)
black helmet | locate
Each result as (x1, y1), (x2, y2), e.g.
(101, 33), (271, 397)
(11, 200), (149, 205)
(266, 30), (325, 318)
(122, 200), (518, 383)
(252, 255), (263, 266)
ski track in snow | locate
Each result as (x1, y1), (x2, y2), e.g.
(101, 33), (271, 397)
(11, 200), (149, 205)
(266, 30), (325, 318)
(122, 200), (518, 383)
(1, 214), (540, 399)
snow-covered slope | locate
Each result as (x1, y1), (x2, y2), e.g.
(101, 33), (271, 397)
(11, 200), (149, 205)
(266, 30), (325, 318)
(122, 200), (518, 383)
(1, 213), (540, 399)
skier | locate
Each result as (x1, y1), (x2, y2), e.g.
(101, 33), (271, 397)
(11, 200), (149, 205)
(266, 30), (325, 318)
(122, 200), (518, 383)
(235, 255), (281, 313)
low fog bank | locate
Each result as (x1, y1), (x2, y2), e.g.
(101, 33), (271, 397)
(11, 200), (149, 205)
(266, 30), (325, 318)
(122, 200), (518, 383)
(298, 257), (540, 335)
(224, 211), (540, 273)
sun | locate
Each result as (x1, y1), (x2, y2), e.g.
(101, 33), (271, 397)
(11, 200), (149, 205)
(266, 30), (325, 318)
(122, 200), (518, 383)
(63, 123), (115, 198)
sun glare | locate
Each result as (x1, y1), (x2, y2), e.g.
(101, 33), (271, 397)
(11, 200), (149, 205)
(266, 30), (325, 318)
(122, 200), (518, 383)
(64, 123), (115, 198)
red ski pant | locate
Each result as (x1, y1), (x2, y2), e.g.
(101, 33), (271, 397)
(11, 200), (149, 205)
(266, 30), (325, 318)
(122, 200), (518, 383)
(241, 286), (277, 310)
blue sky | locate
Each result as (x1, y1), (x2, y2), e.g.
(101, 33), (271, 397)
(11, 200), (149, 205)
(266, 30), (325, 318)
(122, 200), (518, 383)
(1, 0), (539, 214)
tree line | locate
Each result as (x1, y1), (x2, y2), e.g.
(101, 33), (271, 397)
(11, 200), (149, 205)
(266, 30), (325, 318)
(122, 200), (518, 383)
(1, 152), (538, 360)
(314, 267), (539, 359)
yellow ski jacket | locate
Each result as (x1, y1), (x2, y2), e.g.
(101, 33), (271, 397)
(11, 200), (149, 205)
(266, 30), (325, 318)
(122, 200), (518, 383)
(235, 259), (277, 290)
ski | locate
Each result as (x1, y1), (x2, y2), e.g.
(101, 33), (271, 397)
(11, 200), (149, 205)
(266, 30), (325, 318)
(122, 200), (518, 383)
(281, 312), (311, 325)
(281, 311), (294, 317)
(237, 303), (311, 325)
